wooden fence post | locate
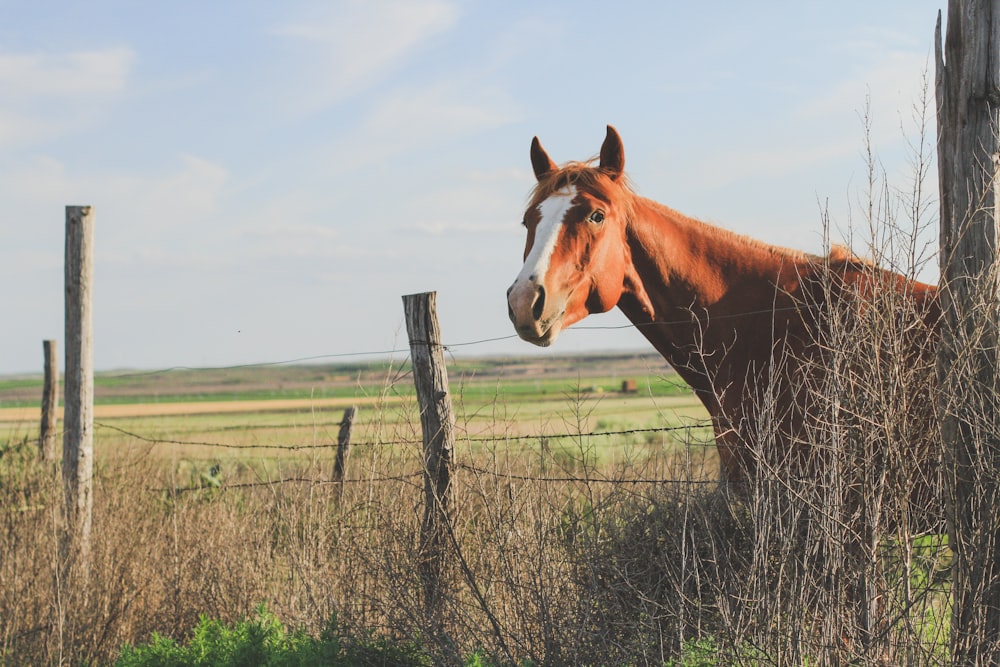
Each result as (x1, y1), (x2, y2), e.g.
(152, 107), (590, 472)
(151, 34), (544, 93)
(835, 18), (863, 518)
(39, 339), (59, 462)
(333, 406), (357, 482)
(402, 291), (455, 619)
(63, 205), (95, 573)
(935, 2), (1000, 661)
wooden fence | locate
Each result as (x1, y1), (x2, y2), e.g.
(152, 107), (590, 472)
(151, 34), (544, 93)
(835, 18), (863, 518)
(62, 205), (95, 578)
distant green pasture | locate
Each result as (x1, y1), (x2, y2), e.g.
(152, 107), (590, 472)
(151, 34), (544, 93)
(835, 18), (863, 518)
(1, 354), (716, 482)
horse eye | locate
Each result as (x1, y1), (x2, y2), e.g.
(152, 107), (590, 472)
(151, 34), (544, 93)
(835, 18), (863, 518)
(589, 210), (605, 224)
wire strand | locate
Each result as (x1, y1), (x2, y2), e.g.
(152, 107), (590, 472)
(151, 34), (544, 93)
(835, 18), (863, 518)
(95, 420), (714, 451)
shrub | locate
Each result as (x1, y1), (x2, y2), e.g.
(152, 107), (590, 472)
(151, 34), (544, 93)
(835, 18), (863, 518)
(115, 605), (431, 667)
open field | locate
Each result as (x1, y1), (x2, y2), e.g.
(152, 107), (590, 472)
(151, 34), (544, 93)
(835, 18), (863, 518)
(0, 351), (690, 407)
(1, 352), (732, 665)
(0, 352), (713, 470)
(0, 396), (391, 422)
(0, 352), (951, 665)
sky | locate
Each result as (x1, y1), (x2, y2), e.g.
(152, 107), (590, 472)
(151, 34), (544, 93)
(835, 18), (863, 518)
(0, 1), (946, 375)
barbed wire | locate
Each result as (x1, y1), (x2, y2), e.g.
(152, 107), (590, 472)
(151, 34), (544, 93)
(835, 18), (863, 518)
(163, 471), (425, 494)
(94, 420), (714, 452)
(160, 465), (722, 495)
(97, 349), (421, 379)
(96, 421), (346, 451)
(456, 462), (718, 485)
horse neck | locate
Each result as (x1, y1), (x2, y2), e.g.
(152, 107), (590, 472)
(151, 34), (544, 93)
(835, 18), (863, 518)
(617, 197), (809, 395)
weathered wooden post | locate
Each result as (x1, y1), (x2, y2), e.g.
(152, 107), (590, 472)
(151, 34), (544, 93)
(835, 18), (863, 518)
(332, 406), (357, 483)
(63, 205), (95, 572)
(935, 2), (1000, 660)
(402, 291), (455, 619)
(39, 339), (59, 462)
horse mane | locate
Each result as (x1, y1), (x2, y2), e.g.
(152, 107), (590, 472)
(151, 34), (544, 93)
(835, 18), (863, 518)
(703, 218), (820, 263)
(638, 196), (829, 267)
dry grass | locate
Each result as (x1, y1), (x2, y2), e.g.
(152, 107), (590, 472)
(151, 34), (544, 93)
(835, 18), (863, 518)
(0, 361), (952, 666)
(1, 392), (729, 666)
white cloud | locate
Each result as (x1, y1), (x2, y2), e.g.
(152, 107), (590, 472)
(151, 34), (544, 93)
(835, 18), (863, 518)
(26, 153), (228, 221)
(0, 152), (230, 270)
(147, 154), (229, 213)
(0, 47), (135, 145)
(285, 80), (521, 183)
(365, 81), (518, 138)
(0, 48), (134, 96)
(237, 222), (343, 259)
(246, 223), (339, 241)
(0, 112), (56, 147)
(395, 170), (528, 237)
(795, 51), (933, 139)
(274, 0), (459, 112)
(408, 220), (512, 235)
(668, 49), (933, 196)
(666, 135), (856, 196)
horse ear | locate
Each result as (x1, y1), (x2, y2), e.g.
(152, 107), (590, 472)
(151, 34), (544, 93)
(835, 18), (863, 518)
(530, 136), (557, 181)
(599, 125), (625, 180)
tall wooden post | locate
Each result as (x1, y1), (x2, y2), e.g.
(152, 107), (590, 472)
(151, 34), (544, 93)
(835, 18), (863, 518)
(63, 206), (95, 571)
(39, 339), (59, 462)
(333, 406), (357, 483)
(935, 2), (1000, 661)
(402, 291), (455, 619)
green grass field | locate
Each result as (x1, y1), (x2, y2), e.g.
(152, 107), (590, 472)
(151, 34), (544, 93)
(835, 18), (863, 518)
(0, 351), (715, 477)
(0, 352), (694, 406)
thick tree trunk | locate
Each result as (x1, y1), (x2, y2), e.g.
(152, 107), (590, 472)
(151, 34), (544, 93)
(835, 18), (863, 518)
(935, 2), (1000, 661)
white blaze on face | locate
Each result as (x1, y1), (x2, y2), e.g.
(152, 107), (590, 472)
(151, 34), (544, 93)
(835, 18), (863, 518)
(515, 187), (576, 285)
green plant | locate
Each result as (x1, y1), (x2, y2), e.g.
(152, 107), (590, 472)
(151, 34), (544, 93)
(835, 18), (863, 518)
(665, 637), (718, 666)
(115, 605), (433, 667)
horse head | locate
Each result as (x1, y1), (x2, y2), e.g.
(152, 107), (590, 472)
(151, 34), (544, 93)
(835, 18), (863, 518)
(507, 125), (634, 346)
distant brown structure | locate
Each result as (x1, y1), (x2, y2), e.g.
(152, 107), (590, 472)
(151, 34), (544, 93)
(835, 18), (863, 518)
(620, 379), (637, 394)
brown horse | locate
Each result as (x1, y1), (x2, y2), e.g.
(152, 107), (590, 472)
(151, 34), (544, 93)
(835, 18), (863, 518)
(507, 126), (939, 494)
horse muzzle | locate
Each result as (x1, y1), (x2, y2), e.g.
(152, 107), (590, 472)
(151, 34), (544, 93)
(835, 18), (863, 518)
(507, 279), (564, 346)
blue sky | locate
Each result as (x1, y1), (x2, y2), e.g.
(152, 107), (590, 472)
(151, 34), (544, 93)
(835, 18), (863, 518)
(0, 1), (944, 374)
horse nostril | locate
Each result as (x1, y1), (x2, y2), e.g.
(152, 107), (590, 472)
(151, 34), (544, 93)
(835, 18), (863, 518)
(532, 285), (546, 321)
(508, 303), (515, 323)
